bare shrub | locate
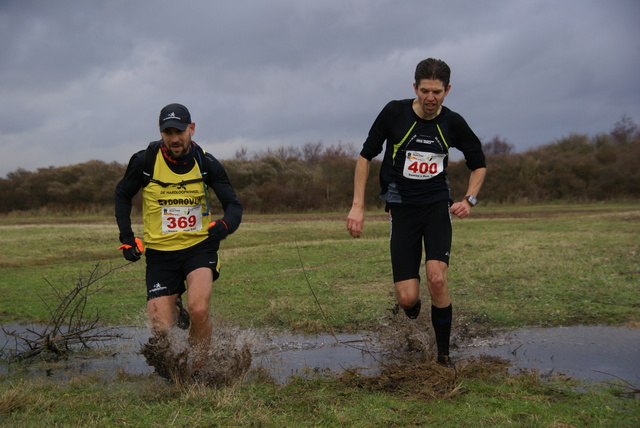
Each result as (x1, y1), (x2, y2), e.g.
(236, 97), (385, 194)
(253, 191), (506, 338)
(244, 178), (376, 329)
(1, 263), (124, 361)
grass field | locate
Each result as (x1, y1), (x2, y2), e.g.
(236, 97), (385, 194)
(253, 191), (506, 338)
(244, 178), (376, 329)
(1, 203), (639, 426)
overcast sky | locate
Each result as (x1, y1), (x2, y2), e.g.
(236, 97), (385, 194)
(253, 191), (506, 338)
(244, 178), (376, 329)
(1, 0), (638, 178)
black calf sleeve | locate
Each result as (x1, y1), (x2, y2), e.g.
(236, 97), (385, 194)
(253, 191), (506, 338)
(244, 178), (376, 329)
(431, 304), (452, 356)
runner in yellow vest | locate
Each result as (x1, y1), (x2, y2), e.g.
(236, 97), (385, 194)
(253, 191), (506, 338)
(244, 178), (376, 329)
(115, 103), (242, 374)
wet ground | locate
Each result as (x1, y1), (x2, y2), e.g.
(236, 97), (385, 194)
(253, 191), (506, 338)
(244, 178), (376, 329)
(1, 324), (638, 385)
(457, 326), (640, 383)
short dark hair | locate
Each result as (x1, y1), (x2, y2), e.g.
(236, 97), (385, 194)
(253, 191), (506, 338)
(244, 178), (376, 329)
(414, 58), (451, 88)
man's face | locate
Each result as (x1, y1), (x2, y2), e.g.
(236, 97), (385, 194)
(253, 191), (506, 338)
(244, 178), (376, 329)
(413, 79), (451, 120)
(160, 123), (195, 158)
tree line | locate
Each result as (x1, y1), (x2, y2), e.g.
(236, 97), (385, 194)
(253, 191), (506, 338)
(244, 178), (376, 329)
(1, 116), (638, 215)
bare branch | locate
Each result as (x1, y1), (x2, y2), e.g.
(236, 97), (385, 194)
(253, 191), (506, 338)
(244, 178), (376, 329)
(2, 262), (128, 361)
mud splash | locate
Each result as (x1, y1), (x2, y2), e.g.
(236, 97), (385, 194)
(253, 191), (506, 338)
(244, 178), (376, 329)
(139, 324), (253, 387)
(1, 323), (638, 386)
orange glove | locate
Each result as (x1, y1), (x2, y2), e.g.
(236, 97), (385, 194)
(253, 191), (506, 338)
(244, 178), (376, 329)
(118, 237), (144, 262)
(208, 220), (229, 241)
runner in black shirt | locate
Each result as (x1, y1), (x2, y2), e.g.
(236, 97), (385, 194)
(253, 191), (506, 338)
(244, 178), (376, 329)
(346, 58), (487, 368)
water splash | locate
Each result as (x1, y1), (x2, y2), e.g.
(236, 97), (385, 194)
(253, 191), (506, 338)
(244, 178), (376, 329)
(140, 320), (253, 387)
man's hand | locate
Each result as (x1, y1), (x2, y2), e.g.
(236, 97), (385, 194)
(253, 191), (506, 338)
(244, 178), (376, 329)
(118, 237), (144, 262)
(346, 207), (365, 238)
(450, 200), (472, 219)
(208, 220), (229, 241)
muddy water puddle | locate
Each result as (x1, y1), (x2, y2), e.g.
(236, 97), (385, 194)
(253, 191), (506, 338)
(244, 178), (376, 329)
(458, 326), (640, 382)
(1, 325), (638, 384)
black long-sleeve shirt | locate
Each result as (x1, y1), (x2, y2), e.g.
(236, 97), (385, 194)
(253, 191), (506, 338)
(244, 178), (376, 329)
(360, 100), (486, 205)
(114, 142), (242, 244)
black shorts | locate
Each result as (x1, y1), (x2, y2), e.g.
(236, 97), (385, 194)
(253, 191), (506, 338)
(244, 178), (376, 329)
(144, 237), (221, 301)
(389, 201), (452, 283)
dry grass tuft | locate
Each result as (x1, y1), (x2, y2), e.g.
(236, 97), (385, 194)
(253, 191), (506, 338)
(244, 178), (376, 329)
(341, 355), (510, 400)
(0, 386), (24, 415)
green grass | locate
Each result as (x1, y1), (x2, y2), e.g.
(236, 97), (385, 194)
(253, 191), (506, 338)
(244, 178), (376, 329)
(1, 203), (639, 426)
(1, 204), (637, 331)
(1, 370), (637, 427)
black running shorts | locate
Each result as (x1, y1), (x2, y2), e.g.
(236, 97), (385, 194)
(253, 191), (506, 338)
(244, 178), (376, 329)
(389, 201), (452, 283)
(144, 237), (221, 301)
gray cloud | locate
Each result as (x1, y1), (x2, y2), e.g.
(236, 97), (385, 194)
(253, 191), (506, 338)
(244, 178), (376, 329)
(1, 0), (639, 177)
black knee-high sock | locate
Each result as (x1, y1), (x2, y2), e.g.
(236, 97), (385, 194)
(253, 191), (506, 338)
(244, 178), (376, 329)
(431, 304), (452, 356)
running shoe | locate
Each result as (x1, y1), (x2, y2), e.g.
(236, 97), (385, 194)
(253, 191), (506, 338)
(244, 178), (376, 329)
(437, 354), (455, 369)
(176, 297), (190, 330)
(404, 299), (421, 319)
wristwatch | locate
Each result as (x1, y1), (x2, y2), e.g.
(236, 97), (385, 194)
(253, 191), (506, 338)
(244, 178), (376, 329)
(464, 195), (477, 206)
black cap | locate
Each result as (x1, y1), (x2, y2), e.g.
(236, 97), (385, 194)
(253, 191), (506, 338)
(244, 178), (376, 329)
(159, 103), (191, 132)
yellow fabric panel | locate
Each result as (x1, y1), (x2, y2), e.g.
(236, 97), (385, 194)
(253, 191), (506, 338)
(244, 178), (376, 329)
(142, 151), (211, 251)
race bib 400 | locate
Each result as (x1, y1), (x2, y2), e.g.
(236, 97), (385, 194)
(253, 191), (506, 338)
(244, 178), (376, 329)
(403, 151), (446, 180)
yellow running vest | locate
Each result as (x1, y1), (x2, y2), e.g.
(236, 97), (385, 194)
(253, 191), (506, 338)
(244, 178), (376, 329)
(142, 151), (211, 251)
